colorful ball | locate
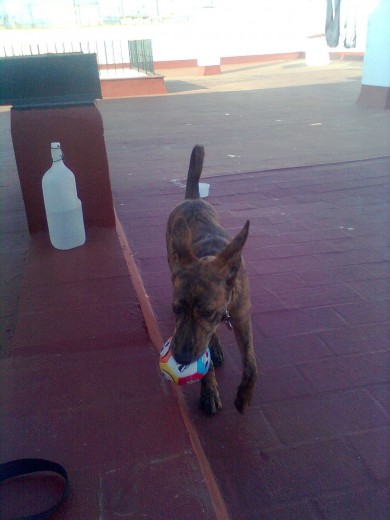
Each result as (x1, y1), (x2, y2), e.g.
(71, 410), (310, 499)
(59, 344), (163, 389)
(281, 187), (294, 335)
(159, 337), (211, 385)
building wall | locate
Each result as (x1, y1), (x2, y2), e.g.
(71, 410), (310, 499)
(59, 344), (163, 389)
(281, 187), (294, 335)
(0, 1), (374, 65)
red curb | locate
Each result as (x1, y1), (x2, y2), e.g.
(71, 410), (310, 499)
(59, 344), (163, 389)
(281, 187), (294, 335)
(116, 213), (164, 349)
(115, 214), (231, 520)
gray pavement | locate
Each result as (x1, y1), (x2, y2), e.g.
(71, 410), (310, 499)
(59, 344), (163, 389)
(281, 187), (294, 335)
(99, 59), (390, 187)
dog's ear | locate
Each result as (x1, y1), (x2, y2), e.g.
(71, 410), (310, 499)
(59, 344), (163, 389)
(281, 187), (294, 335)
(170, 217), (196, 270)
(212, 220), (249, 285)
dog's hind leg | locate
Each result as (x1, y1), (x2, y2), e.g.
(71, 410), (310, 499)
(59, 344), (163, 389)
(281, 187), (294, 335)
(209, 333), (224, 368)
(199, 366), (222, 415)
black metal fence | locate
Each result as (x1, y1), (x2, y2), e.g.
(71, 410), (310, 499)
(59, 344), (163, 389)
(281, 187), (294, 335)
(0, 39), (156, 76)
(128, 39), (155, 75)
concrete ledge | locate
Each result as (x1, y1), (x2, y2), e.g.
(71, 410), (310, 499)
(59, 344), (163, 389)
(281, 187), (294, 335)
(155, 58), (198, 69)
(198, 64), (222, 76)
(155, 52), (302, 71)
(100, 75), (167, 98)
(221, 52), (303, 65)
(156, 53), (303, 77)
(10, 104), (115, 233)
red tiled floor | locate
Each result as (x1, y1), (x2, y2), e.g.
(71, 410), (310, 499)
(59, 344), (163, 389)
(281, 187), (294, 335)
(114, 158), (390, 519)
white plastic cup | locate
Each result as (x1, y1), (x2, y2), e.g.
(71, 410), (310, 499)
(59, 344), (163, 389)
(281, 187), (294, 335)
(199, 183), (210, 198)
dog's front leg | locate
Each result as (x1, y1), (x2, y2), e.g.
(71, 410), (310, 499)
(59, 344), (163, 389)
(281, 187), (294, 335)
(209, 333), (224, 367)
(232, 317), (258, 413)
(199, 364), (222, 415)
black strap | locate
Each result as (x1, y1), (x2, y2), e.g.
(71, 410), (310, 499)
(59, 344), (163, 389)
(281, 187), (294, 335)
(0, 458), (70, 520)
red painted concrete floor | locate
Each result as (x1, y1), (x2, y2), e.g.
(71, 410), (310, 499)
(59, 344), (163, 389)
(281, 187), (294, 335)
(0, 227), (221, 519)
(1, 60), (390, 519)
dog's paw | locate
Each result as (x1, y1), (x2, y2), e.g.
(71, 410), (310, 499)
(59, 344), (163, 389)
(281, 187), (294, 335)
(199, 388), (222, 415)
(234, 395), (247, 414)
(209, 335), (224, 368)
(234, 384), (252, 414)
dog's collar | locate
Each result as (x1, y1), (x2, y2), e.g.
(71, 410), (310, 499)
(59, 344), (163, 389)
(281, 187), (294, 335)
(223, 309), (233, 331)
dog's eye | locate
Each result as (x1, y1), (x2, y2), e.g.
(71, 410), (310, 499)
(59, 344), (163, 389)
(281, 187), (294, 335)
(173, 304), (184, 315)
(200, 310), (213, 319)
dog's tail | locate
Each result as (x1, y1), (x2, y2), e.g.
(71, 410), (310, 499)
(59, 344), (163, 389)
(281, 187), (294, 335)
(185, 145), (205, 200)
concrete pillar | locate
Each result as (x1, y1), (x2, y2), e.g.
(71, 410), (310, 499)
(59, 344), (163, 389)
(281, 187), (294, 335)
(305, 35), (330, 66)
(198, 55), (221, 76)
(305, 0), (330, 66)
(196, 9), (221, 76)
(11, 104), (116, 234)
(357, 0), (390, 108)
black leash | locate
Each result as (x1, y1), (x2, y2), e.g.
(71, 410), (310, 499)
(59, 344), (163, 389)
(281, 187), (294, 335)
(0, 458), (70, 520)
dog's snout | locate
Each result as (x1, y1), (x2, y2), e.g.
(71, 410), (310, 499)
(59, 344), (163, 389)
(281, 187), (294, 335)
(171, 336), (196, 365)
(173, 348), (193, 365)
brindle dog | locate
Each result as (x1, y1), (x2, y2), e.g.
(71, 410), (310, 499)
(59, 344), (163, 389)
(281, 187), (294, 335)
(166, 145), (258, 415)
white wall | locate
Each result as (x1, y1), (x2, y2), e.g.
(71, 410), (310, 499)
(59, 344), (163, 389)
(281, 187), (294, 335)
(0, 0), (371, 64)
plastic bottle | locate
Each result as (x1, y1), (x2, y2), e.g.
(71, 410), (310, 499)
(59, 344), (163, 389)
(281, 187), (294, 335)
(42, 142), (86, 250)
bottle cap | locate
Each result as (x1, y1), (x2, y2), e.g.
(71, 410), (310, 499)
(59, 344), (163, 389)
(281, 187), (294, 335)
(50, 142), (63, 162)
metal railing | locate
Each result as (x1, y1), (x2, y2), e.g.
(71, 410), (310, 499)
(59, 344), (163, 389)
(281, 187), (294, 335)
(0, 39), (156, 77)
(128, 39), (155, 75)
